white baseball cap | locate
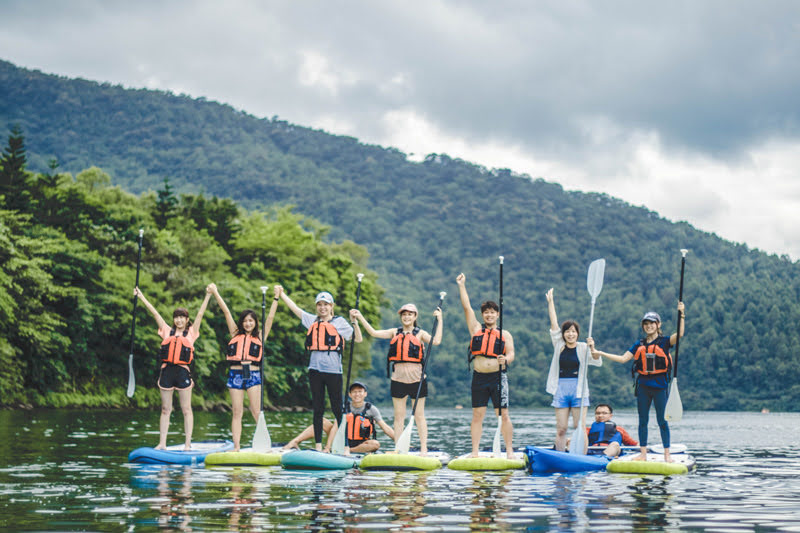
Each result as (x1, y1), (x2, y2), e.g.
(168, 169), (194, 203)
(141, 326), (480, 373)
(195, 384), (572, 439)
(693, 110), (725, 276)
(315, 291), (334, 304)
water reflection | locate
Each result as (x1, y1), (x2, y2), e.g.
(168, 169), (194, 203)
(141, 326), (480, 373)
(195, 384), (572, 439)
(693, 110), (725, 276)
(4, 409), (800, 531)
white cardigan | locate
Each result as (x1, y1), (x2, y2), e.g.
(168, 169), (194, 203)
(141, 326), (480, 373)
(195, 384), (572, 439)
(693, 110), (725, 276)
(546, 328), (602, 397)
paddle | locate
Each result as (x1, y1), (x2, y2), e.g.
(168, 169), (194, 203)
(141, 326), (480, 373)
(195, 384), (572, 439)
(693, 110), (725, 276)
(665, 249), (688, 422)
(395, 292), (446, 454)
(252, 286), (272, 452)
(492, 255), (504, 455)
(331, 273), (364, 455)
(570, 258), (605, 456)
(126, 229), (144, 398)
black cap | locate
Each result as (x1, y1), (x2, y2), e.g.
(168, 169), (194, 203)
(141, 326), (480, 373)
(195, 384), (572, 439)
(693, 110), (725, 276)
(349, 381), (367, 392)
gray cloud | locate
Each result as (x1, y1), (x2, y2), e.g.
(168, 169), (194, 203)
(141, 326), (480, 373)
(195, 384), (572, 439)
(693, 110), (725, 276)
(2, 0), (800, 256)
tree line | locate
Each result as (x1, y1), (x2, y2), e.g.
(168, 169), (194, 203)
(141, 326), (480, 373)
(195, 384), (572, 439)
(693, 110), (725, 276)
(4, 58), (800, 411)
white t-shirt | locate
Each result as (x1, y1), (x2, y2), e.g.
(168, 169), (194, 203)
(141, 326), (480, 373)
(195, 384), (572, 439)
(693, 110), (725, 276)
(301, 310), (354, 373)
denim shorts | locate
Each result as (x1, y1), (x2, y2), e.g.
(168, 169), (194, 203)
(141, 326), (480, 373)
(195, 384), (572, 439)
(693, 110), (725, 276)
(226, 367), (262, 390)
(551, 377), (589, 408)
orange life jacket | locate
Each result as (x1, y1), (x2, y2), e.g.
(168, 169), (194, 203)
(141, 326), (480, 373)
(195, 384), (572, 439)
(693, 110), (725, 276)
(386, 327), (424, 376)
(305, 318), (344, 353)
(633, 340), (672, 376)
(226, 333), (263, 364)
(159, 328), (194, 366)
(469, 326), (506, 358)
(346, 404), (375, 443)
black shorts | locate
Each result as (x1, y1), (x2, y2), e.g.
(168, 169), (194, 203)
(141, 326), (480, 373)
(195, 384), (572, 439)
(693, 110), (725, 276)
(158, 364), (193, 390)
(471, 370), (508, 409)
(391, 379), (427, 399)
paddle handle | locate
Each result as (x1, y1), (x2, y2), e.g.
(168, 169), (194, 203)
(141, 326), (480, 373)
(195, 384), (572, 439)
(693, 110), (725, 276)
(127, 229), (144, 398)
(410, 292), (446, 416)
(260, 286), (268, 412)
(343, 274), (364, 413)
(672, 250), (688, 377)
(498, 256), (505, 418)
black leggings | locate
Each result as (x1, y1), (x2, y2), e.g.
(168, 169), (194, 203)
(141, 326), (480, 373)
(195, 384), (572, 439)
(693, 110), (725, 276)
(309, 369), (343, 444)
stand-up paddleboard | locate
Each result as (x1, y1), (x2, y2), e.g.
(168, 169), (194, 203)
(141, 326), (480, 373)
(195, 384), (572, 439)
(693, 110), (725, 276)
(447, 451), (526, 471)
(607, 450), (696, 475)
(280, 449), (359, 470)
(360, 451), (450, 471)
(525, 446), (609, 474)
(204, 446), (286, 467)
(128, 440), (234, 465)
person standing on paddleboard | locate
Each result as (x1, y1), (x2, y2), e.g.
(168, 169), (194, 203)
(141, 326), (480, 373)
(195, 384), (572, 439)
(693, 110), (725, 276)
(456, 273), (516, 459)
(133, 285), (212, 450)
(207, 283), (281, 452)
(277, 287), (362, 452)
(589, 303), (685, 462)
(350, 303), (443, 456)
(545, 288), (602, 452)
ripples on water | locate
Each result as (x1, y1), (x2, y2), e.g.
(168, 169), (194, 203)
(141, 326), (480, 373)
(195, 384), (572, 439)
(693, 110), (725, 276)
(1, 409), (800, 531)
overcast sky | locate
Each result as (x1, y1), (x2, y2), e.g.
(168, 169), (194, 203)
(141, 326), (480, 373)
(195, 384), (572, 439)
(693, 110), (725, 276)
(2, 0), (799, 258)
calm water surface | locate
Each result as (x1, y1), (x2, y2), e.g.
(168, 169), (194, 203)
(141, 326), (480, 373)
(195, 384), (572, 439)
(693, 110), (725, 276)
(1, 407), (799, 531)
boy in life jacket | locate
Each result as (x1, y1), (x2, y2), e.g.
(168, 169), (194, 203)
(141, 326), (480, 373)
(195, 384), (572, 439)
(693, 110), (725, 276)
(456, 272), (516, 460)
(282, 382), (395, 453)
(584, 403), (638, 457)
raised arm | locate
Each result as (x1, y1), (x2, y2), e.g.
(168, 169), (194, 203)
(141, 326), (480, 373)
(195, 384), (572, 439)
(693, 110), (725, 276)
(262, 285), (282, 341)
(546, 288), (559, 331)
(669, 301), (685, 346)
(588, 337), (633, 364)
(277, 286), (304, 319)
(190, 287), (213, 335)
(350, 309), (394, 339)
(419, 307), (444, 345)
(133, 287), (168, 330)
(208, 283), (237, 336)
(456, 273), (480, 334)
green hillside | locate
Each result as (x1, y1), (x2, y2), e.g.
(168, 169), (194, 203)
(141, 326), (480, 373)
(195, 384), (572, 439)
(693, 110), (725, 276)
(3, 59), (799, 411)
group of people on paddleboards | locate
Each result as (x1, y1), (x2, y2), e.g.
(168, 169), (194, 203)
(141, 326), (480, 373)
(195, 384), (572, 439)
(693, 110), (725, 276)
(133, 268), (684, 463)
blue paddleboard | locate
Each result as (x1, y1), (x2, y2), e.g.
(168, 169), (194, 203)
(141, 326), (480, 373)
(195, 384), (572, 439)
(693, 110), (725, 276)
(128, 440), (234, 465)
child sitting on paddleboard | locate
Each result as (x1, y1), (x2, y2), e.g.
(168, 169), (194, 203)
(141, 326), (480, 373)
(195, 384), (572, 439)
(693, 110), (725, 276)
(584, 403), (638, 457)
(281, 382), (394, 454)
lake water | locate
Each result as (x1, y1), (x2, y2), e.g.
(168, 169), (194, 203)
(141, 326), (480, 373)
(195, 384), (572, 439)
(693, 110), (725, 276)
(1, 407), (799, 531)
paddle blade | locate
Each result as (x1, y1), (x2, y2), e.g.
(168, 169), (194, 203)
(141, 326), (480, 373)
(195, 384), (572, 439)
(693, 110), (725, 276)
(492, 416), (502, 455)
(331, 418), (346, 454)
(569, 424), (587, 456)
(587, 258), (606, 299)
(665, 378), (683, 422)
(126, 354), (135, 398)
(395, 416), (414, 454)
(252, 412), (271, 452)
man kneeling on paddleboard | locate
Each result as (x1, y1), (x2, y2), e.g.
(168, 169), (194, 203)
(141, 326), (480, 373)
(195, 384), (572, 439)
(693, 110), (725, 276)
(282, 382), (395, 454)
(584, 403), (637, 457)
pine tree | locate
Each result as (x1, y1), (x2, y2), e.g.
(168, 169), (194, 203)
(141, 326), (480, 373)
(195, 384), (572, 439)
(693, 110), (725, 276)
(0, 125), (29, 209)
(154, 176), (178, 226)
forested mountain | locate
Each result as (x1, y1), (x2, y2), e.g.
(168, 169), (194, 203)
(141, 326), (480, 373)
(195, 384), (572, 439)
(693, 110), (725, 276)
(3, 58), (799, 411)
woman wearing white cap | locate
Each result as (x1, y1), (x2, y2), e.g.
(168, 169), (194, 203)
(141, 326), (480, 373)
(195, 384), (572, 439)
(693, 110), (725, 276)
(350, 303), (442, 455)
(589, 301), (685, 462)
(278, 287), (362, 452)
